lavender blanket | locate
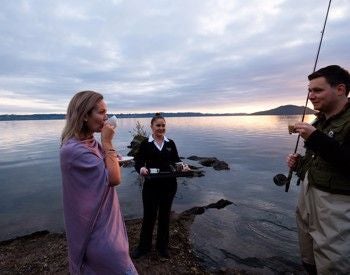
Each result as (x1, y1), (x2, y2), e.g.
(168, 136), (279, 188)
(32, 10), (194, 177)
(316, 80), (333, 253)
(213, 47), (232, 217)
(60, 138), (137, 274)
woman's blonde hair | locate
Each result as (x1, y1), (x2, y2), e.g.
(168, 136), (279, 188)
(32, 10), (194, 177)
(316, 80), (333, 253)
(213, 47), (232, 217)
(61, 90), (103, 145)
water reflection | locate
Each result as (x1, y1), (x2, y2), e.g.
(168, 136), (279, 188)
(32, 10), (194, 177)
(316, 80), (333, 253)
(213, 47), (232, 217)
(0, 115), (315, 149)
(0, 120), (65, 148)
(159, 114), (315, 131)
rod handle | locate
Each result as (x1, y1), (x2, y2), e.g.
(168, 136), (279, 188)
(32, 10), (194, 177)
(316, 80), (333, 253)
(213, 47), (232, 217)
(285, 169), (293, 192)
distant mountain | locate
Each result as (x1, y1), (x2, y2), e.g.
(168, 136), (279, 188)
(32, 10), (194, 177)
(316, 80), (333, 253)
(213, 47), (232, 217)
(0, 105), (316, 121)
(251, 105), (316, 116)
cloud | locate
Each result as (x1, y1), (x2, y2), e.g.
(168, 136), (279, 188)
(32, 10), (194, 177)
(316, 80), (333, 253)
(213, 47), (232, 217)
(0, 0), (349, 114)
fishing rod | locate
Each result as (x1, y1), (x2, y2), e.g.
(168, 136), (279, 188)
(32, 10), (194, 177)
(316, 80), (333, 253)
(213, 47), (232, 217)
(273, 0), (332, 192)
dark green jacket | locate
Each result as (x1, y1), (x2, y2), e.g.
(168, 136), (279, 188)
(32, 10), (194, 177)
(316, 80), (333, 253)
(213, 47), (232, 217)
(296, 101), (350, 195)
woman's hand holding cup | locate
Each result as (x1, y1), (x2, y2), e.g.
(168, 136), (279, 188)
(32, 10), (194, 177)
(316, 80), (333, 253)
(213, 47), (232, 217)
(101, 124), (116, 148)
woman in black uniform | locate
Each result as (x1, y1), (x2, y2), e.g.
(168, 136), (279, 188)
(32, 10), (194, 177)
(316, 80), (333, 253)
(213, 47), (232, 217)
(132, 113), (187, 259)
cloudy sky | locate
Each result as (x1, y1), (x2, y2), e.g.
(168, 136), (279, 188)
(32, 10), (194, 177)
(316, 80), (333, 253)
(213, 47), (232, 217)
(0, 0), (349, 115)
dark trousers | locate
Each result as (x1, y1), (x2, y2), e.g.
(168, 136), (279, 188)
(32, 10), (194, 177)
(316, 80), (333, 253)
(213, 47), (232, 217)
(138, 180), (177, 252)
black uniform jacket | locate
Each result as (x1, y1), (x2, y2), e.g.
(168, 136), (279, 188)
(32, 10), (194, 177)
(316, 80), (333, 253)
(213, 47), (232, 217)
(134, 138), (181, 183)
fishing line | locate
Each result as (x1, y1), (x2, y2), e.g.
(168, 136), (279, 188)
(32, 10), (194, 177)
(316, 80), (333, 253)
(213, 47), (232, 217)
(273, 0), (332, 192)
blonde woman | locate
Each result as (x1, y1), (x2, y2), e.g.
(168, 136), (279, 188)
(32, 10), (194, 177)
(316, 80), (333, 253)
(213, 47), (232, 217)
(60, 91), (137, 274)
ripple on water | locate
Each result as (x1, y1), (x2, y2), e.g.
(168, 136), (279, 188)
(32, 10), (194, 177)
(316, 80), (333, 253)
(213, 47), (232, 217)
(190, 202), (300, 273)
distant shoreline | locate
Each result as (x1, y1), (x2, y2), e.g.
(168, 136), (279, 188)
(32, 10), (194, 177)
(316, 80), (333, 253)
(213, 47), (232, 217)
(0, 105), (316, 121)
(0, 112), (246, 121)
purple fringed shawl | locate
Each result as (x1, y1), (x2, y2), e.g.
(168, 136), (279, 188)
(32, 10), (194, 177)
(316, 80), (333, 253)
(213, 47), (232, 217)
(60, 138), (137, 274)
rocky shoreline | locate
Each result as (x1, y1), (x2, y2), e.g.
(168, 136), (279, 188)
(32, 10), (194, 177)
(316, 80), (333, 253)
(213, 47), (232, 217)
(0, 200), (246, 274)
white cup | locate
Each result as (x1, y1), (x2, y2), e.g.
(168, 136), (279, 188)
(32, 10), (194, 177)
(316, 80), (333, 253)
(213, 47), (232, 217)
(149, 168), (160, 174)
(107, 115), (118, 128)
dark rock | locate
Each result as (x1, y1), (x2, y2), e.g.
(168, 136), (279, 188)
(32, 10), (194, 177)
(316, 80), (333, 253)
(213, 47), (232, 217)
(187, 155), (201, 161)
(180, 199), (233, 217)
(212, 160), (230, 170)
(188, 156), (230, 171)
(199, 158), (218, 167)
(205, 199), (233, 209)
(182, 207), (206, 216)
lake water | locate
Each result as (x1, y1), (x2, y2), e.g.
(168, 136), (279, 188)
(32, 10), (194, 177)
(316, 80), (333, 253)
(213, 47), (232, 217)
(0, 115), (314, 273)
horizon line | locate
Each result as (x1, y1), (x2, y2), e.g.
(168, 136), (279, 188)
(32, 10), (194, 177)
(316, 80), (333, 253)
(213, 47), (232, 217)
(0, 104), (311, 116)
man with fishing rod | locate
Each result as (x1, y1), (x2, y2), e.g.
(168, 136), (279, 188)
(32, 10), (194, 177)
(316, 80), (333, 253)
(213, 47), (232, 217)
(286, 65), (350, 274)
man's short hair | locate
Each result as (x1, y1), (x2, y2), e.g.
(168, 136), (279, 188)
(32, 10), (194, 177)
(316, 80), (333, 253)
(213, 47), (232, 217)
(308, 65), (350, 96)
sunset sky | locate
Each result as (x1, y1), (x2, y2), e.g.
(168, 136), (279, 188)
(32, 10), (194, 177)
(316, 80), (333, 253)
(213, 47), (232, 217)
(0, 0), (349, 115)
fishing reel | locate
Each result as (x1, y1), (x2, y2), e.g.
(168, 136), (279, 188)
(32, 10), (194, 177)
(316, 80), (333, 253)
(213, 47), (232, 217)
(273, 170), (301, 192)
